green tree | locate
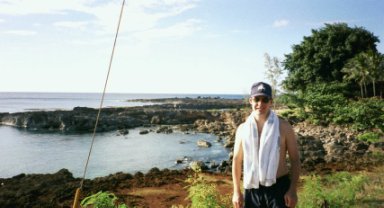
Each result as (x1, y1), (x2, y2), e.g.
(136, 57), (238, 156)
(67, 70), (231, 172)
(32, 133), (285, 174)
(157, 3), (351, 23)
(283, 23), (379, 92)
(342, 52), (370, 98)
(342, 51), (384, 98)
(366, 51), (384, 97)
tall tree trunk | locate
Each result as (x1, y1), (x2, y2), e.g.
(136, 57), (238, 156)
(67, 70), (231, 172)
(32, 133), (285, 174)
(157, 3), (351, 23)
(364, 82), (368, 97)
(360, 84), (364, 98)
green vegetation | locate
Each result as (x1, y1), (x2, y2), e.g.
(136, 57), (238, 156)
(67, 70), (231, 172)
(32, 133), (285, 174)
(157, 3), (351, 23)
(357, 132), (381, 143)
(278, 82), (384, 131)
(172, 170), (231, 208)
(80, 191), (128, 208)
(283, 23), (380, 93)
(298, 172), (367, 207)
(277, 23), (383, 132)
(342, 50), (384, 98)
(186, 172), (231, 208)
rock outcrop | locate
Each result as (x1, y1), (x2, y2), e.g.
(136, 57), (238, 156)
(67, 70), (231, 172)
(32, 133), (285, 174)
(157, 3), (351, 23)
(0, 98), (245, 134)
(0, 168), (192, 208)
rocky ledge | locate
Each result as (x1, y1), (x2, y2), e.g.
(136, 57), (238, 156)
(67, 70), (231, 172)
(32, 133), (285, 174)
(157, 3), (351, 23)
(0, 168), (193, 208)
(0, 97), (245, 133)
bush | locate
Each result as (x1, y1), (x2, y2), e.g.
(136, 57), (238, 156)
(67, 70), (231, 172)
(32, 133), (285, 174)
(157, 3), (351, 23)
(357, 132), (381, 143)
(180, 170), (231, 208)
(280, 82), (384, 130)
(298, 172), (367, 208)
(80, 191), (128, 208)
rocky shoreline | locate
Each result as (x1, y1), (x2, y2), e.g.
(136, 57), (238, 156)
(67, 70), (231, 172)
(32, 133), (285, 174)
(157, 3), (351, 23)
(0, 97), (383, 207)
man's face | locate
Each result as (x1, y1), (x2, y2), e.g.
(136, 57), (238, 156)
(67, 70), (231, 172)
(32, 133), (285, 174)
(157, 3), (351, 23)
(249, 96), (272, 115)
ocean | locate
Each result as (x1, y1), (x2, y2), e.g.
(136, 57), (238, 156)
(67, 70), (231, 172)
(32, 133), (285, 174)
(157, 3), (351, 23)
(0, 92), (243, 113)
(0, 92), (242, 179)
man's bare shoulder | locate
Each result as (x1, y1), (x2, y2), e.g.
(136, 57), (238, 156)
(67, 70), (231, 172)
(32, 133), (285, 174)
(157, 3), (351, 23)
(278, 117), (294, 134)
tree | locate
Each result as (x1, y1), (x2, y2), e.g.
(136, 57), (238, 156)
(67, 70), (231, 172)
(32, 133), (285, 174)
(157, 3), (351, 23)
(342, 51), (384, 98)
(365, 51), (384, 97)
(264, 53), (283, 98)
(342, 52), (370, 98)
(283, 23), (380, 92)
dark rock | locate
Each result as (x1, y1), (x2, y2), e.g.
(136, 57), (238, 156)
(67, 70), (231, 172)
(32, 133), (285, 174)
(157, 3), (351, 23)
(139, 130), (149, 135)
(150, 115), (161, 124)
(175, 159), (183, 164)
(156, 126), (173, 134)
(224, 140), (235, 148)
(189, 161), (207, 171)
(117, 129), (129, 136)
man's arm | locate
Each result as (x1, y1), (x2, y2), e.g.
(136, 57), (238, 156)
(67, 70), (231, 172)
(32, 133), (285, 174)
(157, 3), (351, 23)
(282, 120), (301, 207)
(232, 124), (244, 208)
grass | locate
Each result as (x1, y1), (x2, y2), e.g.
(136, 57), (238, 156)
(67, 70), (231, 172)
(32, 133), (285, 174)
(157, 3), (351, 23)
(298, 165), (384, 208)
(353, 165), (384, 208)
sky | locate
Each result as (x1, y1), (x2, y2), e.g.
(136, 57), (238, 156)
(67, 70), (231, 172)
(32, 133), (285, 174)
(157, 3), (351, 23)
(0, 0), (383, 95)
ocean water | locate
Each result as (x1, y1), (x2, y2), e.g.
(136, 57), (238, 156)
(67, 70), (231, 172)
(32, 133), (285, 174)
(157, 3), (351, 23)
(0, 92), (243, 113)
(0, 92), (241, 178)
(0, 126), (230, 179)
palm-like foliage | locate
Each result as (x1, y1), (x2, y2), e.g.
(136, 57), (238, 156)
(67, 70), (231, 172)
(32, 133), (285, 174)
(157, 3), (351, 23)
(366, 51), (384, 97)
(342, 51), (384, 98)
(342, 52), (370, 97)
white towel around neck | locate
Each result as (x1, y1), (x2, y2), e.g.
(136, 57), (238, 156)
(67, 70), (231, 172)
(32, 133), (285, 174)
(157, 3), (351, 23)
(241, 110), (280, 189)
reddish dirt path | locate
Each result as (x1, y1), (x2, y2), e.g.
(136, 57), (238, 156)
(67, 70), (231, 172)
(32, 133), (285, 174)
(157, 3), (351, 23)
(118, 173), (233, 208)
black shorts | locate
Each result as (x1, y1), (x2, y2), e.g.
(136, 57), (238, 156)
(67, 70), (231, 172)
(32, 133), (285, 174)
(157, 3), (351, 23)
(244, 175), (291, 208)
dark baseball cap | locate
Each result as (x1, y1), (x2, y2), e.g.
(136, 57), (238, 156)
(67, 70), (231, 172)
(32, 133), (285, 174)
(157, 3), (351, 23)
(250, 82), (272, 98)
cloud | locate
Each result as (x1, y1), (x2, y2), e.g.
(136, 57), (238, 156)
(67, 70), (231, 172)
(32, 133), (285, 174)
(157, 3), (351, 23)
(3, 30), (37, 36)
(0, 0), (89, 15)
(53, 21), (90, 30)
(0, 0), (200, 34)
(273, 19), (289, 28)
(133, 18), (202, 41)
(0, 18), (4, 23)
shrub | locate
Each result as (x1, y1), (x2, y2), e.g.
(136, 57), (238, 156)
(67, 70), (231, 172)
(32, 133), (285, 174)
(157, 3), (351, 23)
(357, 132), (381, 143)
(80, 191), (128, 208)
(180, 170), (231, 208)
(298, 172), (367, 208)
(280, 83), (384, 130)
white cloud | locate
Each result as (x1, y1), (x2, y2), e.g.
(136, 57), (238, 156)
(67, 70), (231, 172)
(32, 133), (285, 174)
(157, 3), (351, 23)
(273, 19), (289, 28)
(3, 30), (37, 36)
(0, 0), (88, 15)
(0, 18), (4, 23)
(133, 18), (201, 41)
(0, 0), (200, 34)
(54, 21), (90, 30)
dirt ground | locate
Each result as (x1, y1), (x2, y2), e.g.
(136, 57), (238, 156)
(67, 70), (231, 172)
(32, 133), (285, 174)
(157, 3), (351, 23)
(118, 172), (233, 208)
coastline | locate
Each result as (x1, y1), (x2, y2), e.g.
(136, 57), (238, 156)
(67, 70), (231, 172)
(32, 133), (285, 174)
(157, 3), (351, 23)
(0, 97), (383, 207)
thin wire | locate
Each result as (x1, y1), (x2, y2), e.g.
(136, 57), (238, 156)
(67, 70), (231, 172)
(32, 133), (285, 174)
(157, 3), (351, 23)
(79, 0), (126, 190)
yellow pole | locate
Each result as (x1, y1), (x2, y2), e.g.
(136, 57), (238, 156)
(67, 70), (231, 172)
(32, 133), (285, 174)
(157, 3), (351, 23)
(72, 188), (81, 208)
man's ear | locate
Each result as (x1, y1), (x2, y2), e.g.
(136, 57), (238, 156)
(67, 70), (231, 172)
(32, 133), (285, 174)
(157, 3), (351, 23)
(248, 97), (253, 104)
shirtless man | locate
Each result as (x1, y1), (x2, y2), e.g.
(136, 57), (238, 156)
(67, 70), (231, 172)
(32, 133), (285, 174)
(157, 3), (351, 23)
(232, 82), (301, 208)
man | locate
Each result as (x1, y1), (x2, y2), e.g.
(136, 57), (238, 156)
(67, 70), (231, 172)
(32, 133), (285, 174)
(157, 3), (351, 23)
(232, 82), (300, 208)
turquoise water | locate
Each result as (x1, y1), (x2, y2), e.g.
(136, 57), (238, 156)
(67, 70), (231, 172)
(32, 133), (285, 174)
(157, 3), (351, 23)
(0, 126), (230, 179)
